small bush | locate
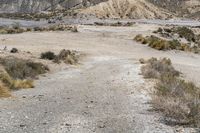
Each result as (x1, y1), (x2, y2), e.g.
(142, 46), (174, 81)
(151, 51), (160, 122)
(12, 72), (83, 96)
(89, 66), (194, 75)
(33, 27), (44, 31)
(41, 51), (56, 60)
(52, 49), (78, 65)
(71, 26), (78, 32)
(0, 57), (49, 79)
(134, 34), (148, 44)
(141, 58), (179, 79)
(174, 27), (196, 42)
(10, 48), (18, 53)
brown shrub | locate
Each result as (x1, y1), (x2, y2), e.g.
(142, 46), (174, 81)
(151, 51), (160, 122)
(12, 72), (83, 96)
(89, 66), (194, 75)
(54, 49), (78, 65)
(141, 58), (179, 79)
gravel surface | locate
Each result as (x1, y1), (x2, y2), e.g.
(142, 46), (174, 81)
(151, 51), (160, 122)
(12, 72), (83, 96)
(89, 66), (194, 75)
(0, 24), (200, 132)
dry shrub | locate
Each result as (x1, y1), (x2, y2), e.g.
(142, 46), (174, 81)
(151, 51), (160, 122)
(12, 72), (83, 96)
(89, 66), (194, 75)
(134, 34), (148, 44)
(153, 75), (200, 127)
(0, 57), (49, 79)
(71, 26), (78, 32)
(141, 58), (179, 79)
(134, 34), (196, 52)
(54, 49), (78, 65)
(141, 58), (200, 127)
(147, 36), (181, 50)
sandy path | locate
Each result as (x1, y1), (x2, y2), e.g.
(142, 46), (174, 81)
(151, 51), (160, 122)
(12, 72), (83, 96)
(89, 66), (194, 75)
(0, 25), (200, 132)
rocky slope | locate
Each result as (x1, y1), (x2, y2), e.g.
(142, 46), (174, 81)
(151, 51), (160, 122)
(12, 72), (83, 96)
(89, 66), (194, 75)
(147, 0), (200, 19)
(0, 0), (105, 13)
(0, 0), (199, 20)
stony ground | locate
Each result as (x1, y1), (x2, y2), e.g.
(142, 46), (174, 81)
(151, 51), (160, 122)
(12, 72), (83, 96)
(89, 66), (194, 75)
(0, 24), (200, 132)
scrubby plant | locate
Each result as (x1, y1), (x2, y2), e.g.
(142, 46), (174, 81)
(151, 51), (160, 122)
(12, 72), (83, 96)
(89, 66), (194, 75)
(33, 27), (44, 31)
(56, 49), (78, 65)
(0, 57), (49, 79)
(134, 34), (196, 52)
(134, 34), (148, 44)
(0, 72), (34, 97)
(174, 27), (196, 42)
(140, 58), (200, 127)
(71, 26), (78, 32)
(141, 58), (179, 79)
(41, 51), (56, 60)
(10, 48), (18, 53)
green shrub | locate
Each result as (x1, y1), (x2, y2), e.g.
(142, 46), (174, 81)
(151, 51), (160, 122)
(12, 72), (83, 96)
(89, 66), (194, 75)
(174, 27), (196, 42)
(41, 51), (56, 60)
(10, 48), (18, 53)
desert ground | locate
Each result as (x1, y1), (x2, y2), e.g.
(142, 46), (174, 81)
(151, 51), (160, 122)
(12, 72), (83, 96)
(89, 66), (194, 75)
(0, 23), (200, 133)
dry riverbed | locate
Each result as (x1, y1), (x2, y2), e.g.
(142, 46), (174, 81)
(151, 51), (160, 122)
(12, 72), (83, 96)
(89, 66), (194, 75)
(0, 24), (200, 132)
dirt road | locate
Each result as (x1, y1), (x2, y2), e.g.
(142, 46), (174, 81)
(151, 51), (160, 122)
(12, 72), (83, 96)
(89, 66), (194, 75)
(0, 25), (199, 132)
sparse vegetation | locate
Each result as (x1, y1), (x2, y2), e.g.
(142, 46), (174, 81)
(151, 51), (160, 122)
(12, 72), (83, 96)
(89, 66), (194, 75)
(134, 35), (197, 52)
(154, 26), (200, 43)
(0, 24), (78, 34)
(94, 21), (135, 27)
(41, 49), (79, 65)
(140, 58), (200, 127)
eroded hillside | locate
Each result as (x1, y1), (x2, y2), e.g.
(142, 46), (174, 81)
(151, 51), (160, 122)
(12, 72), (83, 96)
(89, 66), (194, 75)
(80, 0), (173, 19)
(0, 0), (105, 13)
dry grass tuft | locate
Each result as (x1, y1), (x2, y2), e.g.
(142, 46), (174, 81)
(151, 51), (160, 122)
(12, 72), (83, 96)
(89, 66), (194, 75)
(0, 82), (11, 98)
(12, 80), (34, 89)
